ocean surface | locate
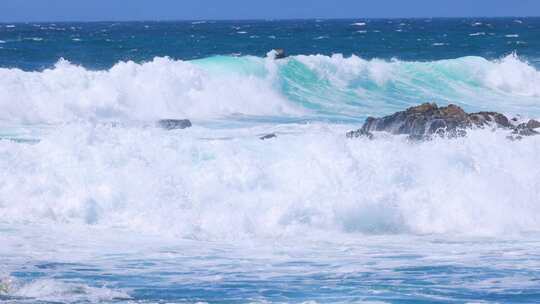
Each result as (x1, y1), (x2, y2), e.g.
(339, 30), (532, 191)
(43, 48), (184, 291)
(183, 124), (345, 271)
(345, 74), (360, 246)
(1, 18), (540, 303)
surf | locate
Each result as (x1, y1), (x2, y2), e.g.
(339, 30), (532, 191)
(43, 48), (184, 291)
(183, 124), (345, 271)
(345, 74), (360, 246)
(0, 53), (539, 124)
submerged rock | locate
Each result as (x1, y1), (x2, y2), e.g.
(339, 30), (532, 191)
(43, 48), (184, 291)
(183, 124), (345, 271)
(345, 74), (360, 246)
(260, 133), (277, 140)
(347, 103), (538, 140)
(157, 119), (192, 130)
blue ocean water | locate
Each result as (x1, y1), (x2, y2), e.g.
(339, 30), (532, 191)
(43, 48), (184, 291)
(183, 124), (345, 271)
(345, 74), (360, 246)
(1, 18), (540, 303)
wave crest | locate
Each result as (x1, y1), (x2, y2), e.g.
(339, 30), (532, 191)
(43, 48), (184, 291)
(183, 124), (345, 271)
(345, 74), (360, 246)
(0, 54), (539, 123)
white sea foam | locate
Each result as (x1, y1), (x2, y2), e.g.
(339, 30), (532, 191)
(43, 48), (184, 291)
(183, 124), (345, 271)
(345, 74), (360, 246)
(11, 278), (130, 303)
(0, 56), (300, 123)
(483, 53), (540, 97)
(0, 124), (539, 240)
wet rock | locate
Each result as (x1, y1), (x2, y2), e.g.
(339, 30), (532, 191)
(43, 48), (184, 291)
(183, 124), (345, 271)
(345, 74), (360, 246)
(273, 48), (287, 59)
(468, 112), (512, 128)
(157, 119), (192, 130)
(514, 121), (540, 136)
(527, 119), (540, 129)
(260, 133), (277, 140)
(348, 103), (536, 140)
(346, 128), (374, 140)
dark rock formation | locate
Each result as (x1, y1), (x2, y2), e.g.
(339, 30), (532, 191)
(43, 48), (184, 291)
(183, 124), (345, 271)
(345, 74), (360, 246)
(260, 133), (277, 140)
(157, 119), (192, 130)
(527, 119), (540, 130)
(347, 103), (539, 140)
(514, 121), (540, 136)
(273, 48), (287, 60)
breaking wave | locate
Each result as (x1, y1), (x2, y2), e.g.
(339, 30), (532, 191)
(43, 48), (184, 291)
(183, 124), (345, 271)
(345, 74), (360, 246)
(0, 53), (539, 123)
(1, 53), (540, 241)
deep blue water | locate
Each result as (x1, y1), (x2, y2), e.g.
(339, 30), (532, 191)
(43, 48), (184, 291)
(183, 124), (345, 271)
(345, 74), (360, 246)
(1, 18), (540, 70)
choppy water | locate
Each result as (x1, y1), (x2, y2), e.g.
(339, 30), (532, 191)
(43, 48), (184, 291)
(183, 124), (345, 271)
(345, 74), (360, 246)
(1, 18), (540, 303)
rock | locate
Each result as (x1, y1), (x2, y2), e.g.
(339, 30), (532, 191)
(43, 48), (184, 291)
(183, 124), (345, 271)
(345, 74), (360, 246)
(346, 129), (374, 140)
(468, 112), (512, 128)
(514, 122), (540, 136)
(273, 48), (287, 59)
(157, 119), (192, 130)
(348, 103), (536, 140)
(527, 119), (540, 129)
(260, 133), (277, 140)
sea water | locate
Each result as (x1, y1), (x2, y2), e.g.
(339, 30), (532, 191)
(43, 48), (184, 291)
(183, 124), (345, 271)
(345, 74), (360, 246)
(1, 18), (540, 303)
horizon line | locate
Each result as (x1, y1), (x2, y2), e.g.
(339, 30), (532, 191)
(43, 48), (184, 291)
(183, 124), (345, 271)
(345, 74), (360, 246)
(1, 15), (539, 24)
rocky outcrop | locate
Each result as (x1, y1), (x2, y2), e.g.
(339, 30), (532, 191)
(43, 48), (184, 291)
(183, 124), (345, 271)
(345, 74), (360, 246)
(347, 103), (539, 140)
(260, 133), (277, 140)
(157, 119), (192, 130)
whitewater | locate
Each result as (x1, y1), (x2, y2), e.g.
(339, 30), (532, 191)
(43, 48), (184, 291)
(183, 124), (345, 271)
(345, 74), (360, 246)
(1, 18), (540, 303)
(1, 53), (540, 123)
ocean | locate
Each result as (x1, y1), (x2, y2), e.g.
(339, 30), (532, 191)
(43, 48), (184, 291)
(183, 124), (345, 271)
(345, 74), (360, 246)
(1, 18), (540, 303)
